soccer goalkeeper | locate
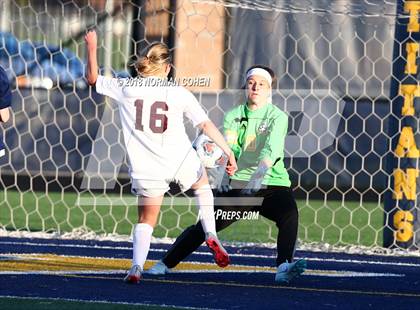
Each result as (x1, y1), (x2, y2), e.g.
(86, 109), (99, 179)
(148, 65), (306, 283)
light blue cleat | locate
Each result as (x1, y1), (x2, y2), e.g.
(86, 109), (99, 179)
(145, 260), (171, 275)
(275, 259), (307, 283)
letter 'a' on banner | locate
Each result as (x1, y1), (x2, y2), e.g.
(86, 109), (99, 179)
(384, 0), (420, 249)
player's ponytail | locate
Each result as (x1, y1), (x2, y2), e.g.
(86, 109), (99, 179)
(136, 43), (172, 77)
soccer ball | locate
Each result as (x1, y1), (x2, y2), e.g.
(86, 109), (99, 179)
(193, 134), (225, 168)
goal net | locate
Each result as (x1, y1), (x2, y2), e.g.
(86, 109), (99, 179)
(0, 0), (416, 251)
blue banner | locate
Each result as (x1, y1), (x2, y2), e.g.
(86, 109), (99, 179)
(384, 0), (420, 249)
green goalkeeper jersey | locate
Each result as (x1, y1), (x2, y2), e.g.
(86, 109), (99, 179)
(224, 102), (291, 187)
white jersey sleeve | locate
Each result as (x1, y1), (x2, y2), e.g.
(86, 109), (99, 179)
(183, 90), (209, 127)
(95, 75), (124, 102)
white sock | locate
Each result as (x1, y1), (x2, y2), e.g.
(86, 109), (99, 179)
(132, 223), (154, 270)
(194, 184), (217, 236)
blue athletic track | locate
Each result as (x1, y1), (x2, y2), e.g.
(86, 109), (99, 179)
(1, 236), (420, 309)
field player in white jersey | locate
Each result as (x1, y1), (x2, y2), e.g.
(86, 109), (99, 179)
(85, 30), (237, 283)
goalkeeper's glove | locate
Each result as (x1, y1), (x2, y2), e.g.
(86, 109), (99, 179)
(217, 171), (232, 194)
(240, 162), (269, 195)
(207, 164), (231, 193)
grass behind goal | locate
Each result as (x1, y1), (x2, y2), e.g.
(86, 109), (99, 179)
(0, 190), (383, 246)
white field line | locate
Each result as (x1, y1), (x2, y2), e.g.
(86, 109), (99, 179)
(0, 269), (404, 278)
(0, 295), (220, 310)
(1, 240), (420, 268)
(2, 229), (420, 257)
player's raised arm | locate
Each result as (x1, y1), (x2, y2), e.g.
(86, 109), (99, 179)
(85, 29), (98, 85)
(0, 66), (11, 123)
(85, 30), (124, 102)
(198, 120), (237, 176)
(0, 107), (10, 123)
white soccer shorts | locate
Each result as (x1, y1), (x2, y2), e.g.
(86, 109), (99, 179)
(131, 150), (203, 197)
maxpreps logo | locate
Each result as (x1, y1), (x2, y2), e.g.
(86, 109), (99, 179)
(197, 209), (260, 221)
(214, 210), (260, 220)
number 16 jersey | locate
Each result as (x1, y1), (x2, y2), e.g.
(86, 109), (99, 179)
(95, 75), (209, 182)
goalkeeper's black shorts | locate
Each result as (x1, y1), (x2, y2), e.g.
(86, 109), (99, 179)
(162, 180), (299, 267)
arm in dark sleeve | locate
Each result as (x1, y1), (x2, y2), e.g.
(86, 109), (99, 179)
(0, 66), (12, 122)
(0, 67), (11, 109)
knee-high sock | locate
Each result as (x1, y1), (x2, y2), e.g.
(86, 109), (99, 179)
(132, 223), (154, 269)
(194, 184), (217, 236)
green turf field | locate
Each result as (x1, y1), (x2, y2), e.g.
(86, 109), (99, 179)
(0, 190), (383, 246)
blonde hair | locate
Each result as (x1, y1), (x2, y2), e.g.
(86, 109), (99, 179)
(135, 43), (171, 77)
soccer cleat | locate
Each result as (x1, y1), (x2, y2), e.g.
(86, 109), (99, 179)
(124, 265), (142, 284)
(205, 232), (230, 268)
(275, 259), (307, 284)
(145, 260), (171, 275)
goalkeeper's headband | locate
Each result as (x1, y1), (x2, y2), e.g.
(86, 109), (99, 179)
(246, 68), (272, 86)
